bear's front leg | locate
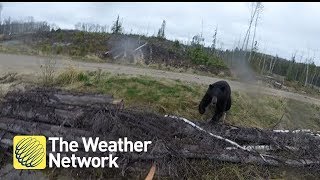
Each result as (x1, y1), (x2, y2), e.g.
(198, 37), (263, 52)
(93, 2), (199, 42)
(221, 112), (226, 123)
(210, 101), (227, 124)
(211, 111), (224, 123)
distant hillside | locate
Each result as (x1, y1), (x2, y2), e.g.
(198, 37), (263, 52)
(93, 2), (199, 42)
(0, 11), (319, 89)
(1, 28), (320, 89)
(3, 30), (230, 76)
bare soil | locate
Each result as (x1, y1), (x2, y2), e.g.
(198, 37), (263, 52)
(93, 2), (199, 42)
(0, 53), (319, 106)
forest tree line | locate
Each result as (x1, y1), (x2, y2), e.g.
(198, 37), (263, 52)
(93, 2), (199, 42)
(0, 3), (319, 88)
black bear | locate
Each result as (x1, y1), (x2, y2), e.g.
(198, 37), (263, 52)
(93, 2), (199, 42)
(198, 80), (231, 123)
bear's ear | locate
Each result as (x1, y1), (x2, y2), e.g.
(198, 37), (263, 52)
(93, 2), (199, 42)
(209, 84), (214, 88)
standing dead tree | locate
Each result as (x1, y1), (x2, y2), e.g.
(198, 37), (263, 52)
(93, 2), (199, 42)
(305, 58), (310, 87)
(311, 68), (319, 86)
(241, 2), (263, 52)
(304, 49), (314, 87)
(271, 55), (278, 73)
(211, 25), (218, 53)
(248, 2), (263, 62)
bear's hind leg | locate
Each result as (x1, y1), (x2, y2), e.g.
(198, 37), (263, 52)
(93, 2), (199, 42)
(226, 96), (231, 111)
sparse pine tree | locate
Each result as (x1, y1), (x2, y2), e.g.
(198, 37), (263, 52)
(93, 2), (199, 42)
(157, 20), (166, 39)
(111, 15), (123, 34)
(191, 34), (201, 46)
(211, 26), (218, 52)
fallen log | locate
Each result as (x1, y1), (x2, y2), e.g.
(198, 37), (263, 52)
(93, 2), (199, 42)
(2, 88), (115, 106)
(199, 122), (320, 148)
(165, 115), (267, 159)
(0, 72), (17, 84)
(1, 114), (319, 168)
(274, 129), (320, 139)
(0, 88), (320, 175)
(133, 42), (148, 52)
(1, 134), (318, 168)
(173, 116), (314, 158)
(1, 130), (318, 169)
(0, 88), (124, 127)
(0, 117), (94, 142)
(225, 145), (298, 152)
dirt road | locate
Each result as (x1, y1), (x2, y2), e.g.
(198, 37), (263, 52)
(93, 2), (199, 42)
(0, 53), (319, 105)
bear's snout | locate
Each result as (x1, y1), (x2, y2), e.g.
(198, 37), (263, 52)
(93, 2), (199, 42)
(211, 96), (217, 104)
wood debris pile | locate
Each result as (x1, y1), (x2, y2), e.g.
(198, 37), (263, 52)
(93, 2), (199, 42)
(0, 88), (319, 177)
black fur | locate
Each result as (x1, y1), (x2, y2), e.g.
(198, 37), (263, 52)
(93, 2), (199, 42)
(199, 80), (231, 123)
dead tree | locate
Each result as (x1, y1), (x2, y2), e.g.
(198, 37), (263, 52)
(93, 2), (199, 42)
(248, 3), (263, 62)
(242, 2), (262, 52)
(305, 58), (310, 87)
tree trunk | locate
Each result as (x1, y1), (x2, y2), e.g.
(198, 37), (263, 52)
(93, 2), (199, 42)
(241, 3), (259, 51)
(311, 69), (317, 86)
(262, 55), (266, 74)
(271, 58), (277, 73)
(305, 62), (309, 86)
(248, 12), (259, 62)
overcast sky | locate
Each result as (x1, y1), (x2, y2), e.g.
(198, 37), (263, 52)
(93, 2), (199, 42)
(1, 2), (320, 65)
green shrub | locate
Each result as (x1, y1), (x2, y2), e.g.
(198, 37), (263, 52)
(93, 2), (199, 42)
(41, 44), (52, 53)
(187, 47), (227, 69)
(173, 40), (180, 48)
(77, 72), (90, 82)
(74, 31), (85, 43)
(55, 66), (84, 85)
(57, 32), (64, 41)
(55, 46), (63, 54)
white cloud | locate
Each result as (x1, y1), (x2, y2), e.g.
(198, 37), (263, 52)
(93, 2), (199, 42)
(1, 2), (320, 65)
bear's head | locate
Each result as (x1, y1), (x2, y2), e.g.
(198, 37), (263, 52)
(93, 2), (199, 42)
(207, 84), (226, 100)
(198, 84), (225, 114)
(199, 95), (210, 114)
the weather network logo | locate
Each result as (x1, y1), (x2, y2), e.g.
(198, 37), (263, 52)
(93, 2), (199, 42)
(13, 136), (46, 169)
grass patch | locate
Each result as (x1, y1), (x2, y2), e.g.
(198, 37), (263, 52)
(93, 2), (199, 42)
(95, 75), (204, 119)
(0, 44), (39, 56)
(55, 65), (87, 86)
(228, 91), (287, 129)
(10, 67), (317, 179)
(285, 80), (320, 99)
(51, 68), (320, 130)
(280, 99), (320, 130)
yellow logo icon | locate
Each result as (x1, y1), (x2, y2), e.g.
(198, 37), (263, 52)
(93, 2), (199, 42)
(13, 135), (46, 169)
